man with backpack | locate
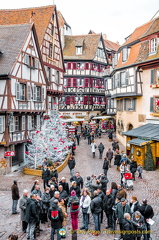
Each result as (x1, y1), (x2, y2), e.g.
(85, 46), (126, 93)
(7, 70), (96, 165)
(48, 199), (64, 240)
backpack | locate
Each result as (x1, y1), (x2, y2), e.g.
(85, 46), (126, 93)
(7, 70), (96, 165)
(51, 210), (59, 220)
(71, 200), (79, 210)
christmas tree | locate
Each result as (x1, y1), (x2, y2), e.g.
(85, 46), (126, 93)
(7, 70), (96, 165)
(26, 104), (72, 168)
(144, 143), (156, 171)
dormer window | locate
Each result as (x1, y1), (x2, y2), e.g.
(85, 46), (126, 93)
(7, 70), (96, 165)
(149, 38), (157, 54)
(76, 46), (82, 55)
(122, 47), (128, 62)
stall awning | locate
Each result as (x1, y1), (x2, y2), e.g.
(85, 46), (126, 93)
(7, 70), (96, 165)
(123, 123), (159, 141)
(62, 118), (85, 122)
(128, 138), (153, 146)
(92, 116), (113, 120)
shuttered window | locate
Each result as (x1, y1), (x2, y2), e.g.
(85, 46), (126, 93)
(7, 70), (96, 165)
(90, 78), (93, 87)
(150, 97), (154, 112)
(67, 78), (71, 87)
(22, 116), (25, 131)
(33, 85), (37, 101)
(126, 71), (129, 85)
(0, 116), (5, 133)
(84, 96), (88, 104)
(73, 62), (77, 70)
(28, 85), (31, 101)
(16, 82), (20, 100)
(36, 115), (41, 129)
(70, 96), (75, 104)
(67, 62), (72, 69)
(89, 96), (93, 105)
(28, 116), (32, 130)
(66, 96), (70, 105)
(84, 78), (89, 87)
(24, 55), (30, 65)
(85, 62), (89, 70)
(42, 87), (45, 102)
(9, 116), (14, 132)
(73, 78), (77, 87)
(151, 69), (155, 84)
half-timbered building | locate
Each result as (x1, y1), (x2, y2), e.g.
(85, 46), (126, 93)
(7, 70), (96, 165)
(109, 15), (159, 150)
(60, 33), (119, 119)
(0, 23), (47, 172)
(0, 5), (65, 112)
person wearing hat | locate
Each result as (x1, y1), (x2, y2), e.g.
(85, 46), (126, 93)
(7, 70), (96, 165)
(48, 199), (63, 240)
(11, 180), (20, 214)
(68, 190), (79, 231)
(115, 198), (131, 239)
(59, 177), (69, 195)
(19, 189), (28, 233)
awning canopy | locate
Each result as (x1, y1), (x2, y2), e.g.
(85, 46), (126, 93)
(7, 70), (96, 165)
(128, 138), (153, 146)
(123, 123), (159, 141)
(92, 116), (113, 120)
(62, 118), (85, 122)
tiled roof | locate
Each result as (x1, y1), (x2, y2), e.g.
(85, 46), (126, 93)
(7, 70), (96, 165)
(0, 5), (55, 45)
(63, 34), (101, 60)
(141, 17), (159, 39)
(104, 39), (120, 52)
(0, 24), (31, 75)
(122, 20), (153, 46)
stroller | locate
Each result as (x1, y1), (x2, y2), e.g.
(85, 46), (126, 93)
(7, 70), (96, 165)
(122, 172), (134, 190)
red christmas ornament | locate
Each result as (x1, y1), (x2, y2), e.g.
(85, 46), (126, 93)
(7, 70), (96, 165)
(54, 147), (58, 150)
(36, 130), (40, 134)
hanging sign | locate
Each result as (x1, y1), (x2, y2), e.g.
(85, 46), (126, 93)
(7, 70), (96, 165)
(4, 151), (16, 157)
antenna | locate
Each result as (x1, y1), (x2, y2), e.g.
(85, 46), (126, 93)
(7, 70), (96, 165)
(150, 10), (159, 20)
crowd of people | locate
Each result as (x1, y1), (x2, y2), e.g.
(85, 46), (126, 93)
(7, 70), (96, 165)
(10, 131), (155, 240)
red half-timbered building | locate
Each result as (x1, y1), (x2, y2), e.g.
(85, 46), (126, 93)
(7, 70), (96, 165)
(0, 23), (48, 172)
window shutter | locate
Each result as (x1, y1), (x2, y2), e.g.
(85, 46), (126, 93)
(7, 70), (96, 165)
(84, 78), (89, 87)
(84, 96), (88, 104)
(126, 71), (129, 85)
(67, 78), (71, 87)
(85, 62), (89, 70)
(66, 96), (70, 105)
(132, 98), (136, 110)
(16, 82), (20, 100)
(73, 62), (77, 70)
(73, 78), (77, 87)
(91, 63), (94, 70)
(124, 99), (127, 111)
(36, 115), (41, 129)
(98, 96), (101, 103)
(0, 116), (4, 133)
(33, 85), (37, 101)
(97, 79), (101, 87)
(35, 59), (39, 68)
(117, 73), (120, 87)
(150, 97), (154, 112)
(24, 55), (30, 65)
(67, 62), (72, 70)
(90, 78), (93, 87)
(27, 85), (31, 101)
(28, 116), (32, 130)
(42, 87), (45, 101)
(70, 96), (75, 104)
(98, 64), (101, 72)
(90, 96), (93, 105)
(22, 116), (25, 131)
(9, 116), (14, 132)
(151, 69), (155, 84)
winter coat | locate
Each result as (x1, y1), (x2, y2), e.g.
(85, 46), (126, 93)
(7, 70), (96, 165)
(58, 202), (67, 227)
(98, 143), (105, 152)
(68, 195), (79, 213)
(98, 190), (105, 208)
(68, 158), (76, 170)
(103, 159), (109, 170)
(59, 181), (69, 195)
(129, 201), (140, 214)
(41, 192), (51, 212)
(106, 150), (113, 160)
(100, 176), (109, 192)
(115, 202), (131, 223)
(122, 218), (135, 239)
(19, 195), (28, 221)
(50, 197), (59, 208)
(42, 168), (50, 181)
(50, 170), (58, 180)
(111, 188), (118, 201)
(59, 190), (68, 201)
(116, 188), (127, 199)
(103, 194), (114, 214)
(84, 179), (93, 193)
(80, 194), (91, 214)
(137, 166), (143, 173)
(49, 189), (56, 198)
(114, 154), (121, 166)
(91, 142), (97, 153)
(48, 204), (63, 229)
(120, 156), (129, 165)
(91, 179), (102, 192)
(70, 175), (83, 189)
(90, 195), (102, 214)
(130, 161), (137, 173)
(25, 198), (39, 224)
(69, 186), (81, 198)
(11, 183), (20, 200)
(120, 164), (129, 174)
(132, 214), (146, 237)
(138, 203), (154, 219)
(31, 188), (42, 198)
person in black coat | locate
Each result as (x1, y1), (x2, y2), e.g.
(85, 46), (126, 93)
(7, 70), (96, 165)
(25, 194), (39, 240)
(68, 155), (76, 177)
(11, 180), (20, 214)
(129, 196), (140, 214)
(98, 142), (105, 159)
(138, 199), (154, 240)
(59, 177), (69, 195)
(103, 190), (114, 230)
(58, 185), (68, 210)
(50, 167), (58, 182)
(102, 157), (109, 177)
(97, 187), (105, 223)
(48, 199), (64, 240)
(122, 213), (135, 240)
(130, 159), (137, 180)
(97, 174), (109, 193)
(132, 211), (147, 240)
(70, 172), (83, 189)
(42, 165), (50, 189)
(114, 150), (121, 171)
(69, 181), (81, 198)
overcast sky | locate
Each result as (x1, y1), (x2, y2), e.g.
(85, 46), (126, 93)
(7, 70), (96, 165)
(1, 0), (159, 45)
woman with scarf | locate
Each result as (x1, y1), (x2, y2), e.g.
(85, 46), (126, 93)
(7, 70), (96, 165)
(80, 190), (91, 231)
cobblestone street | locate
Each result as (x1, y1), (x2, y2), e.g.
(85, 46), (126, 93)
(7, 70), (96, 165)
(0, 134), (159, 240)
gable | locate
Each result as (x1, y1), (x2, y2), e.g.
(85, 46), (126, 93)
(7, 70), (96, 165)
(94, 38), (108, 64)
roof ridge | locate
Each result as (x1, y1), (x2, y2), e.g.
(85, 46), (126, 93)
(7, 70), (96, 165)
(0, 5), (55, 11)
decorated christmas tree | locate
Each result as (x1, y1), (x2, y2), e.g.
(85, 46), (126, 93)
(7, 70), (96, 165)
(144, 143), (156, 171)
(26, 104), (72, 168)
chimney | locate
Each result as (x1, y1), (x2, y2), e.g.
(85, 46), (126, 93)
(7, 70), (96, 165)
(103, 34), (107, 40)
